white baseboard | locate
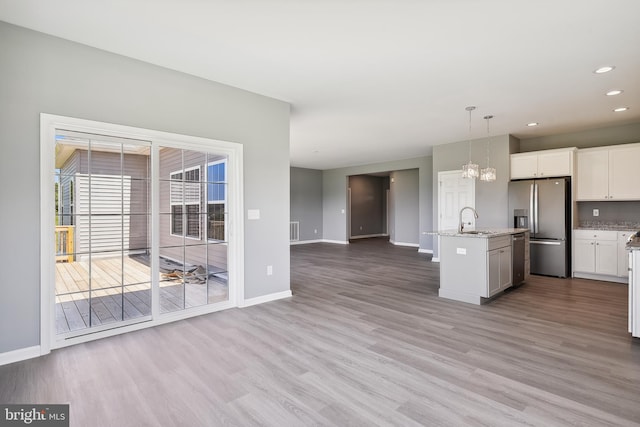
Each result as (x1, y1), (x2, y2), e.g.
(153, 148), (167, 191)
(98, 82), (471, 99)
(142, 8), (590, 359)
(350, 234), (385, 240)
(239, 290), (293, 308)
(321, 239), (349, 245)
(0, 345), (41, 367)
(573, 272), (628, 284)
(418, 248), (434, 254)
(390, 241), (420, 248)
(290, 239), (323, 245)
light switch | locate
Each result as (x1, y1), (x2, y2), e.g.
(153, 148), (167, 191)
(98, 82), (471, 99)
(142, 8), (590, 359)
(593, 209), (599, 217)
(248, 209), (260, 220)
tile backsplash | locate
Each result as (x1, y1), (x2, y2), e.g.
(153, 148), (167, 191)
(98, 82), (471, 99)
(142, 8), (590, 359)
(577, 201), (640, 228)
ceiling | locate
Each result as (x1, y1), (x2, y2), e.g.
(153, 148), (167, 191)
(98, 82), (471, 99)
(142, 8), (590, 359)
(1, 1), (639, 170)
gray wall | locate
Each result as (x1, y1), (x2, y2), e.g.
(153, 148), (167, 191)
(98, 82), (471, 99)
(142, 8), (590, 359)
(390, 169), (419, 245)
(519, 122), (640, 152)
(290, 167), (323, 241)
(322, 156), (433, 251)
(432, 134), (514, 258)
(349, 175), (386, 237)
(0, 22), (290, 354)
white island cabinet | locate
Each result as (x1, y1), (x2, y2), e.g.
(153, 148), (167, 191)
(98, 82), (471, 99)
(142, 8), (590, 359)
(438, 229), (529, 305)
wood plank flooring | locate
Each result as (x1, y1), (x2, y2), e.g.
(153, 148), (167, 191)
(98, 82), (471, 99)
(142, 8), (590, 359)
(2, 238), (640, 426)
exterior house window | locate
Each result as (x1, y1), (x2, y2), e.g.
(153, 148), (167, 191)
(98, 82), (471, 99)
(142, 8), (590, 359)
(207, 160), (226, 241)
(170, 166), (201, 239)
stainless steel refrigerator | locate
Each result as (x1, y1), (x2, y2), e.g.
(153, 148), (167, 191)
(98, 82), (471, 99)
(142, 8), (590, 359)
(508, 177), (571, 277)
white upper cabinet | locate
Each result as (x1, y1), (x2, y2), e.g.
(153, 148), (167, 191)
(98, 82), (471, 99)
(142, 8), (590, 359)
(609, 145), (640, 200)
(510, 148), (575, 179)
(576, 149), (609, 200)
(576, 143), (640, 201)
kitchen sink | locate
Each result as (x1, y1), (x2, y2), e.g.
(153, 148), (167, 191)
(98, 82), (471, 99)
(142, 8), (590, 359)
(462, 230), (498, 235)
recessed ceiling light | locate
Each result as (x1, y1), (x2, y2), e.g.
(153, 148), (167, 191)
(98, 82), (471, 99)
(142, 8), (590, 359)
(613, 107), (629, 112)
(594, 66), (615, 74)
(526, 122), (539, 127)
(606, 90), (623, 96)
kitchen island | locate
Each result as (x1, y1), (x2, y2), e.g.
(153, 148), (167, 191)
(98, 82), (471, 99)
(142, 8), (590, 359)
(437, 229), (530, 305)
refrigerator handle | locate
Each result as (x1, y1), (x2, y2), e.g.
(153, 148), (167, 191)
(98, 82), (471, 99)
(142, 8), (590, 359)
(529, 183), (535, 234)
(533, 182), (539, 234)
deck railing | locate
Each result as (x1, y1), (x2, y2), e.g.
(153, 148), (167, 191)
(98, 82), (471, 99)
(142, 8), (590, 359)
(55, 225), (75, 263)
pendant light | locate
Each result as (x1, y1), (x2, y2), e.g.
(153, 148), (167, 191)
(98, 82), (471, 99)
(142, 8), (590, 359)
(461, 106), (479, 179)
(480, 114), (497, 182)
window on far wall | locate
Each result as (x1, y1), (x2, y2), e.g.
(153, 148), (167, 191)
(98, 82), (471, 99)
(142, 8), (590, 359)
(170, 166), (201, 239)
(207, 160), (226, 241)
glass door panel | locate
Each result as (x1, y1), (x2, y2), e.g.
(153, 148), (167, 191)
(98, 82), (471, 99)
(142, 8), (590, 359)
(54, 132), (150, 337)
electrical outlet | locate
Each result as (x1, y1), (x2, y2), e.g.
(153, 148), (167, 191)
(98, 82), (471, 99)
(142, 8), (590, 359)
(359, 226), (363, 230)
(266, 265), (273, 276)
(314, 229), (317, 234)
(593, 209), (599, 217)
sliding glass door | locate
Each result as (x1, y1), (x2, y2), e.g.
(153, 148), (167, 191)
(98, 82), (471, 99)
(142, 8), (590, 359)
(50, 122), (235, 342)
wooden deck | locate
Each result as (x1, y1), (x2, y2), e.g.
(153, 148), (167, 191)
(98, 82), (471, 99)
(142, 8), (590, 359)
(55, 256), (228, 335)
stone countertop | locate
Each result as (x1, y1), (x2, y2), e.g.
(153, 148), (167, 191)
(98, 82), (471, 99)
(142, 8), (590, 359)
(422, 228), (529, 238)
(576, 226), (640, 231)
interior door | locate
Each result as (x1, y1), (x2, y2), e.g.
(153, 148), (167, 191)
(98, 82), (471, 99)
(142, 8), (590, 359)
(438, 171), (475, 232)
(437, 170), (475, 260)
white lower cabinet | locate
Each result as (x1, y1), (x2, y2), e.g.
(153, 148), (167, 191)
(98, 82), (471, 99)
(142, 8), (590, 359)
(573, 229), (634, 282)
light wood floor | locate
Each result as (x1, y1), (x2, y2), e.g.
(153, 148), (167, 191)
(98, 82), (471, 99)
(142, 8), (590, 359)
(2, 238), (640, 426)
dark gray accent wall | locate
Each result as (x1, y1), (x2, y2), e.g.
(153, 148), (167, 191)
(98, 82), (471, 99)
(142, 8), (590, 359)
(519, 123), (640, 152)
(349, 175), (386, 237)
(0, 22), (290, 355)
(432, 134), (513, 258)
(290, 167), (323, 241)
(577, 201), (640, 226)
(390, 169), (419, 245)
(322, 156), (432, 251)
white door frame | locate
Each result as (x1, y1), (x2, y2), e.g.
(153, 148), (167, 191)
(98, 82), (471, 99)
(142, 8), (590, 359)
(40, 113), (244, 353)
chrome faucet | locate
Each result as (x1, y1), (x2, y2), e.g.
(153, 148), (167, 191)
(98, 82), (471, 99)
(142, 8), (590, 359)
(459, 206), (479, 233)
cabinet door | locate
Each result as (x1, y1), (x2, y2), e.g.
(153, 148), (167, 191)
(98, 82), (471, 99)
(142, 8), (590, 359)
(574, 239), (595, 273)
(609, 145), (640, 200)
(499, 246), (512, 290)
(618, 232), (632, 277)
(537, 151), (572, 177)
(487, 249), (501, 296)
(595, 240), (618, 275)
(510, 154), (538, 179)
(576, 150), (608, 200)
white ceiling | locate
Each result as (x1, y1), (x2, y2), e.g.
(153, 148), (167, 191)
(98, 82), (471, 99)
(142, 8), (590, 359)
(1, 0), (639, 170)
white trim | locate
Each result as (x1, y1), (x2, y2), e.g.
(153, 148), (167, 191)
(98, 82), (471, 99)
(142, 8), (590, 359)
(390, 241), (420, 248)
(290, 239), (323, 245)
(41, 113), (245, 351)
(573, 272), (628, 284)
(239, 290), (292, 308)
(432, 257), (440, 262)
(321, 239), (350, 245)
(0, 346), (41, 367)
(350, 234), (386, 240)
(418, 248), (434, 254)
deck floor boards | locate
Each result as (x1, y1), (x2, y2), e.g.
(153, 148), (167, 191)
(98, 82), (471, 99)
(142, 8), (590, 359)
(54, 256), (228, 333)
